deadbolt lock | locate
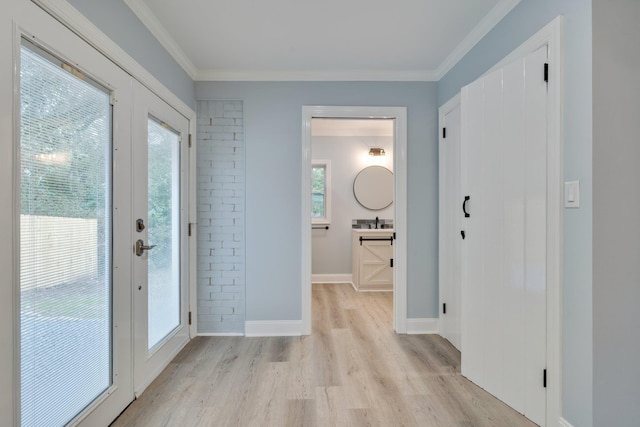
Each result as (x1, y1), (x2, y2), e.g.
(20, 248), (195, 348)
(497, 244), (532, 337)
(136, 218), (145, 232)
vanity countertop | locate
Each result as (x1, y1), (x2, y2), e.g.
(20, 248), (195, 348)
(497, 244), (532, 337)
(351, 228), (394, 234)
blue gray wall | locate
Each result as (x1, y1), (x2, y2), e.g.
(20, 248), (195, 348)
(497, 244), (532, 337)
(195, 82), (439, 320)
(67, 0), (195, 109)
(592, 0), (640, 425)
(58, 1), (640, 423)
(439, 1), (593, 425)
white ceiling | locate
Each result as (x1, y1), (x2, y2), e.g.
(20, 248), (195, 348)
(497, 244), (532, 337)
(123, 0), (520, 81)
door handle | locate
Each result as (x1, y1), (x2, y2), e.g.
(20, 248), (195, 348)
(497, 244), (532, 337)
(463, 196), (470, 218)
(135, 239), (156, 256)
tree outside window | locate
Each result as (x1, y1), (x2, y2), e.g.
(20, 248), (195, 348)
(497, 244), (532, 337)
(312, 161), (331, 224)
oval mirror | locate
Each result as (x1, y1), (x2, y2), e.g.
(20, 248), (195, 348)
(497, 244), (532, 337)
(353, 166), (393, 210)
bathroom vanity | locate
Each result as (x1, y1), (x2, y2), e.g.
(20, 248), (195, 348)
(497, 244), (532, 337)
(351, 229), (394, 291)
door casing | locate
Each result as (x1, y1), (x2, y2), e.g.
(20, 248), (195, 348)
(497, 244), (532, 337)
(438, 93), (462, 351)
(301, 106), (408, 334)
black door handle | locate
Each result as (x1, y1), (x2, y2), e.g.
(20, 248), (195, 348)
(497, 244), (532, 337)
(463, 196), (470, 218)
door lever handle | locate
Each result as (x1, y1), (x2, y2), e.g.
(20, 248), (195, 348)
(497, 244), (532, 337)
(463, 196), (470, 218)
(135, 239), (156, 256)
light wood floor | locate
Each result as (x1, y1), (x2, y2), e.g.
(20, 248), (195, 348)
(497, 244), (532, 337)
(111, 284), (537, 426)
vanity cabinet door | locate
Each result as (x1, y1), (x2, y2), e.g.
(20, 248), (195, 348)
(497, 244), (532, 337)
(359, 240), (393, 289)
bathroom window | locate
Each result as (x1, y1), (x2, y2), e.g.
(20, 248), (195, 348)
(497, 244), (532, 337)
(312, 160), (331, 224)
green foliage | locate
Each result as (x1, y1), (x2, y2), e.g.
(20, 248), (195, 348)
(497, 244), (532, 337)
(147, 120), (179, 270)
(312, 166), (325, 218)
(20, 46), (109, 220)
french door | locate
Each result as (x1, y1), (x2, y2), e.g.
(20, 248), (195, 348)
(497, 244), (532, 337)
(17, 8), (190, 426)
(132, 81), (189, 395)
(18, 18), (134, 426)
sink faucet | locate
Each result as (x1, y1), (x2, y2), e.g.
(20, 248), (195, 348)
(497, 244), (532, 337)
(375, 216), (379, 229)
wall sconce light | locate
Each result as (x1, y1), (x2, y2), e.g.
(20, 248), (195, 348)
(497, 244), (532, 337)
(369, 148), (385, 156)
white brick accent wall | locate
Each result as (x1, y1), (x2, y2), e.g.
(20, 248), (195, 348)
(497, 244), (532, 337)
(196, 100), (245, 334)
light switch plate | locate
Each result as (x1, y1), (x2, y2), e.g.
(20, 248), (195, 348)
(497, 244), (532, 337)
(564, 181), (580, 208)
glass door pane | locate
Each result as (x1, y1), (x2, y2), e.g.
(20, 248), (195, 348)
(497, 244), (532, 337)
(147, 118), (180, 349)
(20, 42), (111, 426)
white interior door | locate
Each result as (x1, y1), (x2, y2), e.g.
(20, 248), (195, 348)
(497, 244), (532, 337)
(17, 9), (134, 426)
(439, 97), (462, 351)
(461, 45), (548, 426)
(132, 81), (190, 395)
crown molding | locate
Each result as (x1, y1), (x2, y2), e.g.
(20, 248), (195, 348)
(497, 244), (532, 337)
(436, 0), (521, 80)
(120, 0), (519, 83)
(123, 0), (197, 79)
(32, 0), (194, 117)
(195, 69), (439, 82)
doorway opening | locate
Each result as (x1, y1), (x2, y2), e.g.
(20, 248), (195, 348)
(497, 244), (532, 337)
(310, 118), (395, 329)
(301, 106), (408, 335)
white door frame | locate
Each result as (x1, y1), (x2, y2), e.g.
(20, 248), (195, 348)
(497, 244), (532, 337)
(438, 93), (462, 350)
(301, 106), (408, 334)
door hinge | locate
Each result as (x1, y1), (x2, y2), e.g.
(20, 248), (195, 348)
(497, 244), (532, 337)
(543, 368), (547, 388)
(188, 311), (192, 325)
(443, 303), (447, 314)
(442, 127), (447, 139)
(188, 222), (193, 236)
(390, 258), (394, 268)
(544, 63), (549, 83)
(189, 134), (192, 148)
(393, 232), (396, 240)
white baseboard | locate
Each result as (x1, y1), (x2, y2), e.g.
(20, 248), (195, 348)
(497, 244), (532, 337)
(559, 417), (574, 427)
(312, 274), (353, 284)
(245, 320), (303, 337)
(197, 332), (244, 337)
(406, 318), (439, 334)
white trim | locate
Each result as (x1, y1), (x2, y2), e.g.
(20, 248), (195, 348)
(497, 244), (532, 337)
(486, 16), (561, 76)
(438, 92), (461, 347)
(48, 0), (520, 84)
(245, 321), (303, 337)
(197, 332), (244, 337)
(436, 0), (522, 79)
(311, 274), (353, 284)
(31, 0), (195, 120)
(196, 69), (438, 82)
(406, 318), (439, 335)
(302, 106), (408, 335)
(559, 417), (575, 427)
(122, 0), (197, 79)
(188, 121), (198, 338)
(545, 17), (564, 427)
